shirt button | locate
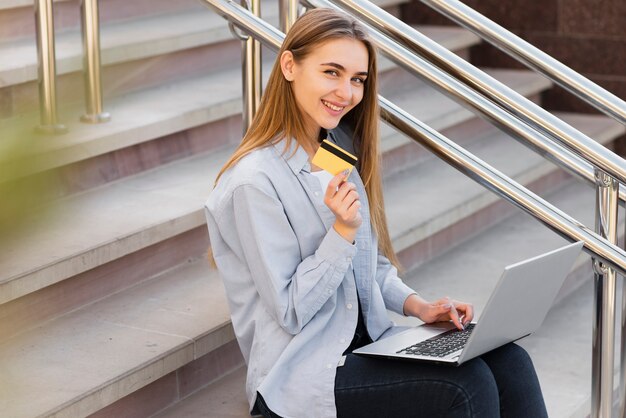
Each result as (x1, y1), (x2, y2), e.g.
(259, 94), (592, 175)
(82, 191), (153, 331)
(326, 363), (333, 369)
(340, 338), (346, 344)
(314, 191), (320, 196)
(347, 303), (353, 310)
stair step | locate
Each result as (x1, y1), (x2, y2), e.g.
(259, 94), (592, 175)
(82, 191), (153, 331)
(0, 0), (440, 114)
(0, 0), (215, 43)
(0, 0), (70, 9)
(383, 111), (623, 263)
(1, 66), (541, 186)
(0, 145), (231, 306)
(379, 68), (552, 172)
(0, 16), (480, 118)
(153, 366), (249, 418)
(0, 68), (565, 308)
(2, 110), (621, 322)
(396, 179), (607, 418)
(0, 257), (234, 418)
(383, 68), (551, 136)
(0, 7), (239, 90)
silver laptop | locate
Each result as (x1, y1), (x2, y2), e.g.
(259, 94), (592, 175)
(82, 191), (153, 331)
(353, 241), (584, 366)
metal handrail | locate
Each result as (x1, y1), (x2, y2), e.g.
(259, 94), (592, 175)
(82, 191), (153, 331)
(422, 0), (626, 126)
(319, 0), (626, 189)
(304, 0), (626, 206)
(200, 0), (626, 274)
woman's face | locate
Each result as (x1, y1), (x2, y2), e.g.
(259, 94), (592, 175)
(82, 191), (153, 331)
(281, 38), (369, 139)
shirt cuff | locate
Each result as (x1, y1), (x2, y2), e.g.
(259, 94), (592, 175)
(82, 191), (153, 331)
(387, 284), (419, 316)
(316, 226), (357, 265)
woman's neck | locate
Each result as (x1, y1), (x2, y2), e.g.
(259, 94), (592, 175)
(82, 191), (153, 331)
(300, 127), (322, 159)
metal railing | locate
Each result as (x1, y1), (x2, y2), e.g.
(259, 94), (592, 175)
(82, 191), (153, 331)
(34, 0), (110, 134)
(316, 0), (626, 201)
(201, 1), (626, 416)
(201, 0), (626, 270)
(421, 0), (626, 126)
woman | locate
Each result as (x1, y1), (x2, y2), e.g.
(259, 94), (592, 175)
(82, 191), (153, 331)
(205, 8), (548, 418)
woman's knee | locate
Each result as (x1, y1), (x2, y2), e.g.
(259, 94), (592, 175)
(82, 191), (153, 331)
(484, 343), (538, 381)
(450, 359), (500, 417)
(335, 358), (500, 418)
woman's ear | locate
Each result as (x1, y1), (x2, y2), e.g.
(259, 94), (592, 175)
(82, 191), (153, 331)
(280, 50), (296, 81)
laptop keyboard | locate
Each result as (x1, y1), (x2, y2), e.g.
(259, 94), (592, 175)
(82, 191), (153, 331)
(397, 324), (476, 358)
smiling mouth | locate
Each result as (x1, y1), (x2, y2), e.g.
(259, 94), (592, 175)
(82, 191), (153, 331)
(322, 100), (345, 112)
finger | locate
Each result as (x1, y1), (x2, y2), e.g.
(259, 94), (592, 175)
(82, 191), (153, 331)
(347, 199), (361, 215)
(460, 303), (474, 326)
(339, 190), (359, 212)
(327, 169), (351, 194)
(452, 300), (472, 321)
(327, 182), (356, 204)
(348, 202), (363, 224)
(446, 297), (464, 330)
(450, 304), (464, 330)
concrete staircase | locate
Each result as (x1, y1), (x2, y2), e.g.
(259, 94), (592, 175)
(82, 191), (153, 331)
(0, 0), (624, 417)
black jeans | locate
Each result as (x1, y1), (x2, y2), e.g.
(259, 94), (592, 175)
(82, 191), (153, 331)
(335, 343), (548, 418)
(255, 343), (548, 418)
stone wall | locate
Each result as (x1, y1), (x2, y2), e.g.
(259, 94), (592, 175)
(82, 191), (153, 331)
(401, 0), (626, 114)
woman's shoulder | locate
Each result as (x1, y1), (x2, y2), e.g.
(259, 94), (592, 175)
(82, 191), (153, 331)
(225, 144), (282, 180)
(206, 144), (283, 212)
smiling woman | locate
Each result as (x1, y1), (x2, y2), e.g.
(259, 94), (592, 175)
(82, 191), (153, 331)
(204, 8), (548, 418)
(280, 38), (368, 147)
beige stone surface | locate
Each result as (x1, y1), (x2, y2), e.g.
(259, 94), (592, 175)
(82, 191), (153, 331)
(0, 146), (229, 304)
(0, 259), (228, 418)
(154, 366), (250, 418)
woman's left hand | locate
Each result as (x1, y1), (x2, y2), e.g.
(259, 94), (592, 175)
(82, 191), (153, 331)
(404, 294), (474, 330)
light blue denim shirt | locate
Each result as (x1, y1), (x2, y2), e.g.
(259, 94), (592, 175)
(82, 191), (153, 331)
(204, 129), (416, 418)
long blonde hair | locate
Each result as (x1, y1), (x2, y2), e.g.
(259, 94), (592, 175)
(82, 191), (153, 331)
(210, 8), (402, 272)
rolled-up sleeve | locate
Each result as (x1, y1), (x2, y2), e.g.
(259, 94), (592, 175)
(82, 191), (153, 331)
(219, 182), (357, 334)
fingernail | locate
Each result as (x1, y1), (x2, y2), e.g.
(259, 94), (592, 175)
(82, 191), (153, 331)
(342, 169), (350, 177)
(443, 303), (452, 309)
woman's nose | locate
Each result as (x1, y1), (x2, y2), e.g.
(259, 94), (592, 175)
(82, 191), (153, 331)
(335, 78), (352, 100)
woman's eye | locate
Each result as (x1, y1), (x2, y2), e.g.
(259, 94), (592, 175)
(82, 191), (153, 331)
(352, 77), (365, 84)
(324, 70), (339, 76)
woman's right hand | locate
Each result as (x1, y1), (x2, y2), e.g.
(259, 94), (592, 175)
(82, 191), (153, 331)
(324, 170), (362, 242)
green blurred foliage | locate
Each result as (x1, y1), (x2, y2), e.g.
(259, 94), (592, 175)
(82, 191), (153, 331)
(0, 128), (60, 245)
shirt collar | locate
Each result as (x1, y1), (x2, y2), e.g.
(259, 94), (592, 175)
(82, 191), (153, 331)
(272, 130), (339, 175)
(271, 137), (309, 175)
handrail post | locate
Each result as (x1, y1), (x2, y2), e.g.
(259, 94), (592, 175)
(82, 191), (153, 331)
(621, 218), (626, 418)
(240, 0), (261, 133)
(279, 0), (299, 33)
(80, 0), (111, 123)
(592, 170), (619, 418)
(618, 268), (626, 418)
(34, 0), (67, 134)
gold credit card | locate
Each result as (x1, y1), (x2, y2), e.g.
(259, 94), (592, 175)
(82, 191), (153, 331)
(311, 139), (358, 176)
